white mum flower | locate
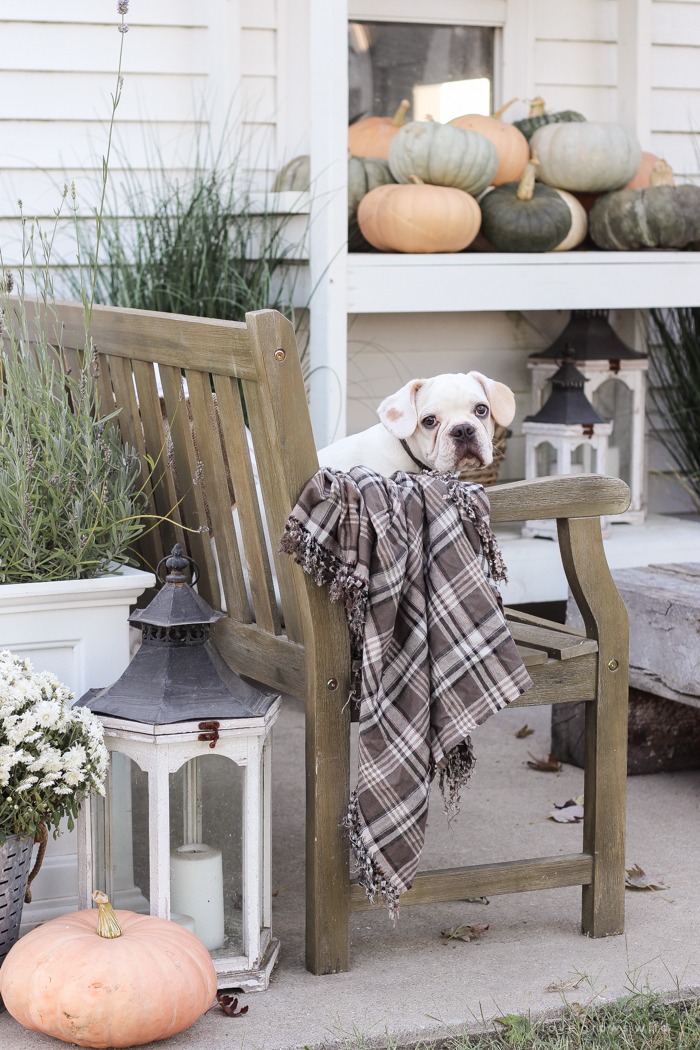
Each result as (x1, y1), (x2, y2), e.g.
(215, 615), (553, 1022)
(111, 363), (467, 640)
(33, 699), (63, 729)
(63, 770), (85, 787)
(63, 744), (87, 772)
(16, 776), (39, 791)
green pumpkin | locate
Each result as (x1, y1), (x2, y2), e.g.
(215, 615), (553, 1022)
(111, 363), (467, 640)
(513, 96), (586, 143)
(271, 155), (310, 191)
(389, 121), (498, 196)
(479, 161), (572, 252)
(590, 182), (700, 250)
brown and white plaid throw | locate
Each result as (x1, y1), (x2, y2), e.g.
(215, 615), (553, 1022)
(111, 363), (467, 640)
(280, 467), (532, 918)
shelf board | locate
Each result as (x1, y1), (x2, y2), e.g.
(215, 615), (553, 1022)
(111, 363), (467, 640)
(347, 251), (700, 313)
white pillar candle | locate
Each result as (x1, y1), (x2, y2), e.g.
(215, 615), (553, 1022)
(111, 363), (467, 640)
(170, 843), (225, 950)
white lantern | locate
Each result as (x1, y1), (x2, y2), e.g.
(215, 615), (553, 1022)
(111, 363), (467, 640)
(528, 310), (648, 524)
(76, 546), (281, 992)
(521, 357), (613, 540)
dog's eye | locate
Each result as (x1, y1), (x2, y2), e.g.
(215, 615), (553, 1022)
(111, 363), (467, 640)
(475, 403), (489, 418)
(422, 415), (438, 429)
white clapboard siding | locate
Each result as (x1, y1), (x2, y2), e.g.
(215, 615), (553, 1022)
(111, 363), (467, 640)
(241, 0), (276, 30)
(531, 0), (618, 123)
(0, 1), (207, 25)
(651, 0), (700, 179)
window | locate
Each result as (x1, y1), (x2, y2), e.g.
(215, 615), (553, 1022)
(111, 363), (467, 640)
(349, 22), (495, 125)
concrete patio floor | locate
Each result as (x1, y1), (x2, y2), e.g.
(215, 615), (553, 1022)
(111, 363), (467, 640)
(2, 696), (698, 1050)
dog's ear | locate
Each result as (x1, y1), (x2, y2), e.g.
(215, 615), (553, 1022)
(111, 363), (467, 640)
(377, 379), (425, 439)
(471, 372), (516, 427)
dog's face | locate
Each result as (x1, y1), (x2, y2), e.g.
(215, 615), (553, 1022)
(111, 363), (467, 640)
(377, 372), (516, 474)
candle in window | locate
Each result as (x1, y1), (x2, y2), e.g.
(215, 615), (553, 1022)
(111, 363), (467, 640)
(170, 843), (225, 950)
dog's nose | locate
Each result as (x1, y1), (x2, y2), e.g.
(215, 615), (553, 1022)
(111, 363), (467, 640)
(450, 423), (476, 442)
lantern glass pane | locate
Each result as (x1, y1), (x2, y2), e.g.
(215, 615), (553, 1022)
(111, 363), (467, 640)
(592, 378), (632, 486)
(536, 442), (557, 477)
(169, 756), (244, 956)
(571, 444), (597, 474)
(92, 751), (150, 912)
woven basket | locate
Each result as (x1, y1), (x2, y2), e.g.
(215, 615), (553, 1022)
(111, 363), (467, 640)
(0, 834), (34, 974)
(458, 425), (510, 487)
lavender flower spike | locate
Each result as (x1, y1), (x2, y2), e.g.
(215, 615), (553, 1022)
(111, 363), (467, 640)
(117, 0), (129, 12)
(118, 23), (129, 32)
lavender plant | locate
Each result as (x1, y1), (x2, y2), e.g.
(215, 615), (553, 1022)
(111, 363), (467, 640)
(0, 2), (147, 583)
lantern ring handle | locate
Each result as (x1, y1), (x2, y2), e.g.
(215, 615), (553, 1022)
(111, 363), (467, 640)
(156, 549), (200, 587)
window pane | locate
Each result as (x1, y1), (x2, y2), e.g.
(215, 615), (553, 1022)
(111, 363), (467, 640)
(92, 751), (149, 913)
(349, 22), (495, 125)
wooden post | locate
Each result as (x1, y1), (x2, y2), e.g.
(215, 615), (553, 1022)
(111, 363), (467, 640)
(558, 517), (629, 937)
(246, 311), (351, 974)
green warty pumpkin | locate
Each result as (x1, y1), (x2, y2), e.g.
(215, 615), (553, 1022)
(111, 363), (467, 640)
(589, 161), (700, 250)
(271, 154), (310, 191)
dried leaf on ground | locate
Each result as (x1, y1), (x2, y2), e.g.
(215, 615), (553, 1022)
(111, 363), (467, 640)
(463, 896), (489, 905)
(625, 864), (669, 892)
(546, 975), (586, 992)
(527, 753), (563, 774)
(441, 923), (489, 944)
(217, 993), (249, 1018)
(515, 724), (535, 738)
(549, 798), (584, 823)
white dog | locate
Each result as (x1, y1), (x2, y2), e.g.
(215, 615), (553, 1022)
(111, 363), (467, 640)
(317, 372), (516, 476)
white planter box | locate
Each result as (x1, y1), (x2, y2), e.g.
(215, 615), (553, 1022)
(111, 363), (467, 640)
(0, 566), (155, 933)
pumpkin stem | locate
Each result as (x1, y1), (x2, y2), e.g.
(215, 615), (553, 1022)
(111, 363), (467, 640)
(391, 100), (410, 127)
(649, 159), (675, 187)
(408, 175), (425, 185)
(528, 96), (546, 117)
(517, 156), (539, 201)
(92, 890), (123, 939)
(493, 97), (519, 121)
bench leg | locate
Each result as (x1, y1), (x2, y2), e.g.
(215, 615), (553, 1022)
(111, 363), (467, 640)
(305, 655), (351, 974)
(558, 517), (628, 938)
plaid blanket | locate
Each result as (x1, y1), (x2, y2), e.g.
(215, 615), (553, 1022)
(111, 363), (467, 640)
(280, 467), (532, 917)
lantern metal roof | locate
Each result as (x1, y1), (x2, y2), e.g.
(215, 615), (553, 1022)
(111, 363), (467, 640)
(78, 544), (279, 725)
(528, 310), (647, 363)
(524, 357), (606, 427)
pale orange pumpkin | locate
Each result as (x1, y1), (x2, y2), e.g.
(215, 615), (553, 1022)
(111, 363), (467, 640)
(348, 100), (409, 160)
(0, 892), (217, 1048)
(449, 110), (529, 185)
(358, 180), (481, 253)
(624, 151), (663, 189)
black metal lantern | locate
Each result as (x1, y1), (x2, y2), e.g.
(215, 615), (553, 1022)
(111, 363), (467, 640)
(82, 544), (277, 725)
(77, 545), (282, 992)
(524, 356), (606, 428)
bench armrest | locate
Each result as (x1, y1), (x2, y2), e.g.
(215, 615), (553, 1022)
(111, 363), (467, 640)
(488, 474), (631, 524)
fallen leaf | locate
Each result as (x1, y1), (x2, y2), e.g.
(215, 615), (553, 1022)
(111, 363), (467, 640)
(546, 975), (586, 992)
(217, 993), (249, 1018)
(463, 896), (489, 905)
(495, 1015), (533, 1043)
(625, 864), (669, 892)
(515, 724), (535, 738)
(549, 801), (584, 823)
(271, 887), (286, 898)
(441, 923), (489, 944)
(527, 753), (562, 774)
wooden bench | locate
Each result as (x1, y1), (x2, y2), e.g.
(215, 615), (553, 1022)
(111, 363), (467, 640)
(38, 302), (630, 976)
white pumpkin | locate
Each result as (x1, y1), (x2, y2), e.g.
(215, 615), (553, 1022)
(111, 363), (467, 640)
(389, 121), (498, 197)
(530, 122), (642, 193)
(552, 189), (588, 251)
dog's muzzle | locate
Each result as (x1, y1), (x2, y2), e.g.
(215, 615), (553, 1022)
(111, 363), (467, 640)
(450, 422), (486, 466)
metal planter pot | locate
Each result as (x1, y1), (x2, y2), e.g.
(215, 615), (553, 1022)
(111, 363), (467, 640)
(0, 834), (34, 972)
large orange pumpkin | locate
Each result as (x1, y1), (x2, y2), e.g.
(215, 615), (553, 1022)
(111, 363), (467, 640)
(0, 893), (217, 1048)
(624, 151), (662, 189)
(358, 180), (481, 253)
(449, 113), (529, 185)
(348, 100), (409, 160)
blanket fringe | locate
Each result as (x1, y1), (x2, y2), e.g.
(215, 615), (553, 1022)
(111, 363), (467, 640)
(438, 738), (476, 821)
(342, 792), (402, 922)
(446, 480), (508, 584)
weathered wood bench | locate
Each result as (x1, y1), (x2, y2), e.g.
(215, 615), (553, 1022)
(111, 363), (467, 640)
(38, 302), (630, 976)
